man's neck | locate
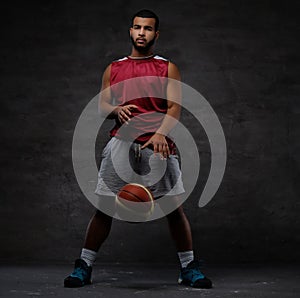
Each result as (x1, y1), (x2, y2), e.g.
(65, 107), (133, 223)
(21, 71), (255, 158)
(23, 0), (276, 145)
(129, 47), (154, 58)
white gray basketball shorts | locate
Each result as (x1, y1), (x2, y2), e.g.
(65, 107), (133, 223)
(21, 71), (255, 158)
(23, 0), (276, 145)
(95, 137), (185, 198)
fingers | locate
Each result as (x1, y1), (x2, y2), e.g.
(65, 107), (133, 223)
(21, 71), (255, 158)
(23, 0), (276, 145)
(128, 104), (138, 110)
(163, 143), (170, 158)
(142, 138), (170, 159)
(154, 142), (170, 159)
(141, 140), (150, 150)
(118, 105), (137, 124)
(118, 110), (129, 124)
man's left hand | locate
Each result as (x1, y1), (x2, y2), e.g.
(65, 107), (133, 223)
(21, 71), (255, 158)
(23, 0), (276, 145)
(141, 133), (170, 159)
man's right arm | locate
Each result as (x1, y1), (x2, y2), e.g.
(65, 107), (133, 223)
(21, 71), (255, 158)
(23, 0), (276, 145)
(99, 64), (137, 124)
(99, 64), (115, 118)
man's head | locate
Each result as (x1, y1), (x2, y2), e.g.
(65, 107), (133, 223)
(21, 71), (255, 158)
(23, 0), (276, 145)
(131, 9), (159, 31)
(130, 9), (160, 54)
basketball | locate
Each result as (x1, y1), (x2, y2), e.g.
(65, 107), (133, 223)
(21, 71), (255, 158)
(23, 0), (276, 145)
(115, 183), (154, 221)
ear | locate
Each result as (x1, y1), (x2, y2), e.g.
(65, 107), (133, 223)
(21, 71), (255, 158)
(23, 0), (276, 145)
(155, 31), (160, 40)
(129, 27), (133, 37)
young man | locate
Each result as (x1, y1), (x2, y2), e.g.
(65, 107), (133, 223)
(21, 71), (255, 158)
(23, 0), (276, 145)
(64, 9), (212, 289)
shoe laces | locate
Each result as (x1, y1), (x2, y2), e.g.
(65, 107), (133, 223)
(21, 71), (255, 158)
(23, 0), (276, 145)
(72, 267), (88, 280)
(71, 262), (89, 280)
(183, 260), (205, 279)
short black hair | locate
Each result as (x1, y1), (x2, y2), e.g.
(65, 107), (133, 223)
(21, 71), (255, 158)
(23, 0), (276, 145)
(131, 9), (159, 31)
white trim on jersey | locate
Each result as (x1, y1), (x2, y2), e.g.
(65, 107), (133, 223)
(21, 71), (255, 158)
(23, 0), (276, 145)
(115, 57), (128, 62)
(114, 55), (168, 62)
(154, 55), (168, 61)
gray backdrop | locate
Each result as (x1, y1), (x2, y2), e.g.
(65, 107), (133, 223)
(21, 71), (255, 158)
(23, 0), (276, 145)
(1, 0), (299, 265)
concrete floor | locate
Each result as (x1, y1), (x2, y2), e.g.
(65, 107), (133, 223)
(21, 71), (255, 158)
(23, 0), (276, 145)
(0, 263), (299, 298)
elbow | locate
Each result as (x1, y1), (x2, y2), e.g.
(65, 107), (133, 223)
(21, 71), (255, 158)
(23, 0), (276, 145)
(98, 101), (107, 117)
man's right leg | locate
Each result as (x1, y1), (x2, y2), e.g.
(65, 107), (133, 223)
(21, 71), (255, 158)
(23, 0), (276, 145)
(64, 208), (113, 288)
(84, 209), (113, 252)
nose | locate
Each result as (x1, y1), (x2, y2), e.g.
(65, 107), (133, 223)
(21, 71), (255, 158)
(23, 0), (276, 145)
(138, 28), (145, 36)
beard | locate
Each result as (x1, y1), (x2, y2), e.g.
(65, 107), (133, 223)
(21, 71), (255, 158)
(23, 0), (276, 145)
(130, 35), (156, 53)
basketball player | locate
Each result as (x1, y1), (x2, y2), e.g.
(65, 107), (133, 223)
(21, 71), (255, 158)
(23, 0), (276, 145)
(64, 9), (212, 289)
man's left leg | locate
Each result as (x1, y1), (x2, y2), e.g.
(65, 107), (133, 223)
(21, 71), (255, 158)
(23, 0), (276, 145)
(166, 205), (193, 252)
(166, 203), (212, 288)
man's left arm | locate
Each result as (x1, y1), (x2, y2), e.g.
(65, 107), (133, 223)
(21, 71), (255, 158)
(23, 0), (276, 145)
(141, 62), (182, 158)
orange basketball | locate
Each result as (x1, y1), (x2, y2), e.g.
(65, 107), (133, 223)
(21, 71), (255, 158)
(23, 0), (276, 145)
(116, 183), (154, 220)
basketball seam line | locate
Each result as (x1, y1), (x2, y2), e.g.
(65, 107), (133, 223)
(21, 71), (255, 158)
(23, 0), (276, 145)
(127, 183), (154, 201)
(119, 189), (146, 203)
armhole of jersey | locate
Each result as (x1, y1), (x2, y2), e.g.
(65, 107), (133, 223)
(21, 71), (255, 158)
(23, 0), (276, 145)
(166, 58), (170, 78)
(109, 63), (113, 87)
(154, 55), (169, 78)
(110, 56), (128, 85)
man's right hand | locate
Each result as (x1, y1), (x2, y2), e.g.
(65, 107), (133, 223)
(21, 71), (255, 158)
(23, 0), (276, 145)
(115, 104), (138, 125)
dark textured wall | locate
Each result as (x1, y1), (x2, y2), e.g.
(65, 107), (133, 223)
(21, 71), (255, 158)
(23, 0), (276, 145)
(1, 0), (299, 264)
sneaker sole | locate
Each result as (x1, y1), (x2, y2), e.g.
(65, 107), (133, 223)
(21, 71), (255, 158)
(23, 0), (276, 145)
(64, 279), (92, 288)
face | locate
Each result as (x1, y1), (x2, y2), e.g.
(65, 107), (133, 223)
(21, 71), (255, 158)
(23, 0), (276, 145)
(130, 17), (159, 52)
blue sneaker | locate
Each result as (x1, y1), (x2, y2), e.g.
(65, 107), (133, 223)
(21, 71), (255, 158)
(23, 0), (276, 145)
(178, 260), (212, 288)
(64, 259), (92, 288)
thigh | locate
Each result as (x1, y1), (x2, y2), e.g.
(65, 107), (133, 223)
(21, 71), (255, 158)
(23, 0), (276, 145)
(96, 138), (135, 195)
(140, 151), (185, 198)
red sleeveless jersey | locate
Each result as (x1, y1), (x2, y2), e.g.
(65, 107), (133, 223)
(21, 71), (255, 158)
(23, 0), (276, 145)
(109, 55), (175, 151)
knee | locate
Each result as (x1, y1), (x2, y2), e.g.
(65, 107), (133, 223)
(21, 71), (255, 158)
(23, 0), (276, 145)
(166, 205), (185, 221)
(94, 209), (112, 221)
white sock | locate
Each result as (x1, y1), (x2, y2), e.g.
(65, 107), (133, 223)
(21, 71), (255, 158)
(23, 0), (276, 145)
(80, 248), (97, 267)
(178, 250), (194, 268)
